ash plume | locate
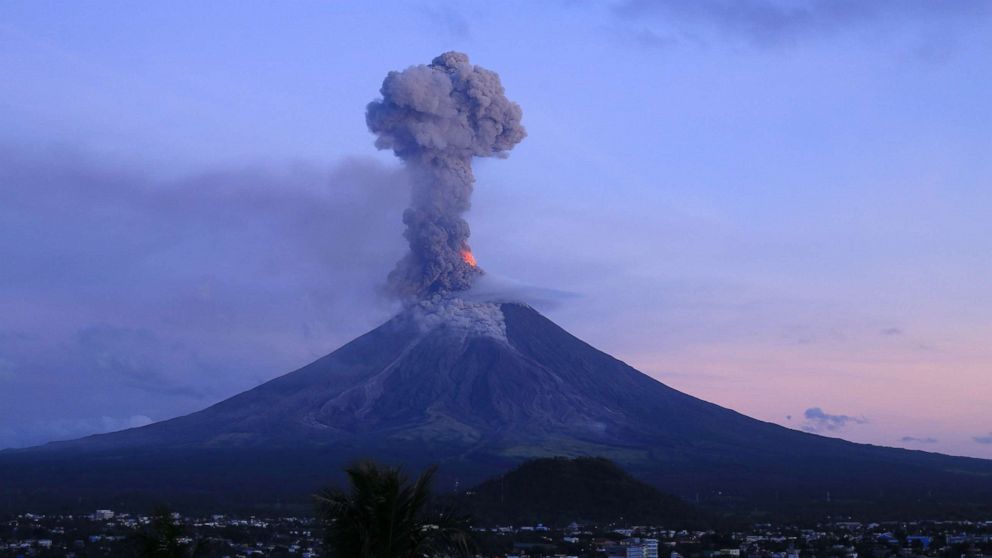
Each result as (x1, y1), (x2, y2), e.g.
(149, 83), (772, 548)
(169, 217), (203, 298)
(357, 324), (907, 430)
(367, 51), (526, 301)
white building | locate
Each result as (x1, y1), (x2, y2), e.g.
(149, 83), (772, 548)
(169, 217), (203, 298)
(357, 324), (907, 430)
(643, 538), (659, 558)
(626, 538), (658, 558)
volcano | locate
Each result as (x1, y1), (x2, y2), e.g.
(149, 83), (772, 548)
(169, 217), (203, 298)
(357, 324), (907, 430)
(3, 301), (992, 516)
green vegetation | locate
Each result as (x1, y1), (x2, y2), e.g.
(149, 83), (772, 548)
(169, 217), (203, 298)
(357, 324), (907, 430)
(314, 461), (474, 558)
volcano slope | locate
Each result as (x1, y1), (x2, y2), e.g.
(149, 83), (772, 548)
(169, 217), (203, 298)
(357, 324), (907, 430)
(2, 302), (991, 517)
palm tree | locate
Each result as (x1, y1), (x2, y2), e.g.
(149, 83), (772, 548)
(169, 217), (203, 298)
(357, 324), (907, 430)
(132, 507), (206, 557)
(315, 461), (474, 558)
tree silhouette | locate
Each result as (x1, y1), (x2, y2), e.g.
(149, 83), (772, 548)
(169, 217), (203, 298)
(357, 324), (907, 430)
(315, 461), (474, 558)
(132, 507), (206, 558)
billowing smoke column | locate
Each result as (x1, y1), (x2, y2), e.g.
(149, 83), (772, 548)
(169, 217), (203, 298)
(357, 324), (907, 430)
(367, 52), (526, 301)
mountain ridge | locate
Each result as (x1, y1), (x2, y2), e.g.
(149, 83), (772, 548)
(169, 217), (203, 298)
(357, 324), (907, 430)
(2, 301), (991, 517)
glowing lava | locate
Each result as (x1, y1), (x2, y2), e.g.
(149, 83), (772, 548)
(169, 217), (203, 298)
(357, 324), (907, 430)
(461, 248), (477, 268)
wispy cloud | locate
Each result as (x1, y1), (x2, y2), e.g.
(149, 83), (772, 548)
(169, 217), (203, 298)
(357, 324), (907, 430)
(611, 0), (990, 50)
(0, 415), (152, 449)
(422, 4), (472, 40)
(900, 435), (937, 444)
(974, 433), (992, 445)
(802, 406), (867, 433)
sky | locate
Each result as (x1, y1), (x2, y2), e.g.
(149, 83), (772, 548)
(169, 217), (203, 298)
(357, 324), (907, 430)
(0, 0), (990, 457)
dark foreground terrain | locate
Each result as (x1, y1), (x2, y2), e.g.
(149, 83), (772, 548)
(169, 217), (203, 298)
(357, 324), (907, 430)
(3, 510), (991, 558)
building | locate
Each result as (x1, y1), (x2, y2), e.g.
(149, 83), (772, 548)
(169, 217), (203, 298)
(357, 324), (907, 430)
(626, 537), (659, 558)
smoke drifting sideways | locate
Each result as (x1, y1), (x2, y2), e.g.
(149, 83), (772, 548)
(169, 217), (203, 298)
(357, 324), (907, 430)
(367, 51), (526, 302)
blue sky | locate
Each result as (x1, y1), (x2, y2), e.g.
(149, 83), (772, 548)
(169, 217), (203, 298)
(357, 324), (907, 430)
(1, 1), (990, 457)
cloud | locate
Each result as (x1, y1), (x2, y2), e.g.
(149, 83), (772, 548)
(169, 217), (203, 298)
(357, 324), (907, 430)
(72, 325), (214, 399)
(0, 143), (411, 449)
(801, 406), (867, 433)
(422, 4), (472, 39)
(880, 327), (903, 336)
(462, 273), (580, 310)
(611, 0), (990, 49)
(974, 433), (992, 445)
(900, 436), (937, 444)
(0, 415), (153, 449)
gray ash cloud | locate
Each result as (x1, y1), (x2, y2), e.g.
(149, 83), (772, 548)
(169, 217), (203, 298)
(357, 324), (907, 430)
(367, 51), (525, 301)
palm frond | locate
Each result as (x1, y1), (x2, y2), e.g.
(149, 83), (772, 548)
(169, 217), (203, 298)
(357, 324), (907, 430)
(314, 461), (474, 558)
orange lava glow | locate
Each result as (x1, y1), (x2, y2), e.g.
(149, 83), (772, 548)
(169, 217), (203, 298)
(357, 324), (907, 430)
(461, 248), (477, 267)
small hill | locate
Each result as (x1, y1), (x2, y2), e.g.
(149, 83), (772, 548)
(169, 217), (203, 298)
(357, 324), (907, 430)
(457, 457), (696, 527)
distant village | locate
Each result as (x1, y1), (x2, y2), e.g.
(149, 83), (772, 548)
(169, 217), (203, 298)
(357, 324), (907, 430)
(2, 510), (990, 558)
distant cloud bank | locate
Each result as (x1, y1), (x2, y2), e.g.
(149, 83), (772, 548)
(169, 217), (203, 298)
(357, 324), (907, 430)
(0, 415), (152, 449)
(801, 406), (867, 433)
(611, 0), (990, 51)
(900, 436), (938, 444)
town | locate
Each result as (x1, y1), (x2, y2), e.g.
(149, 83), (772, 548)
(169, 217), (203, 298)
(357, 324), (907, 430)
(2, 510), (990, 558)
